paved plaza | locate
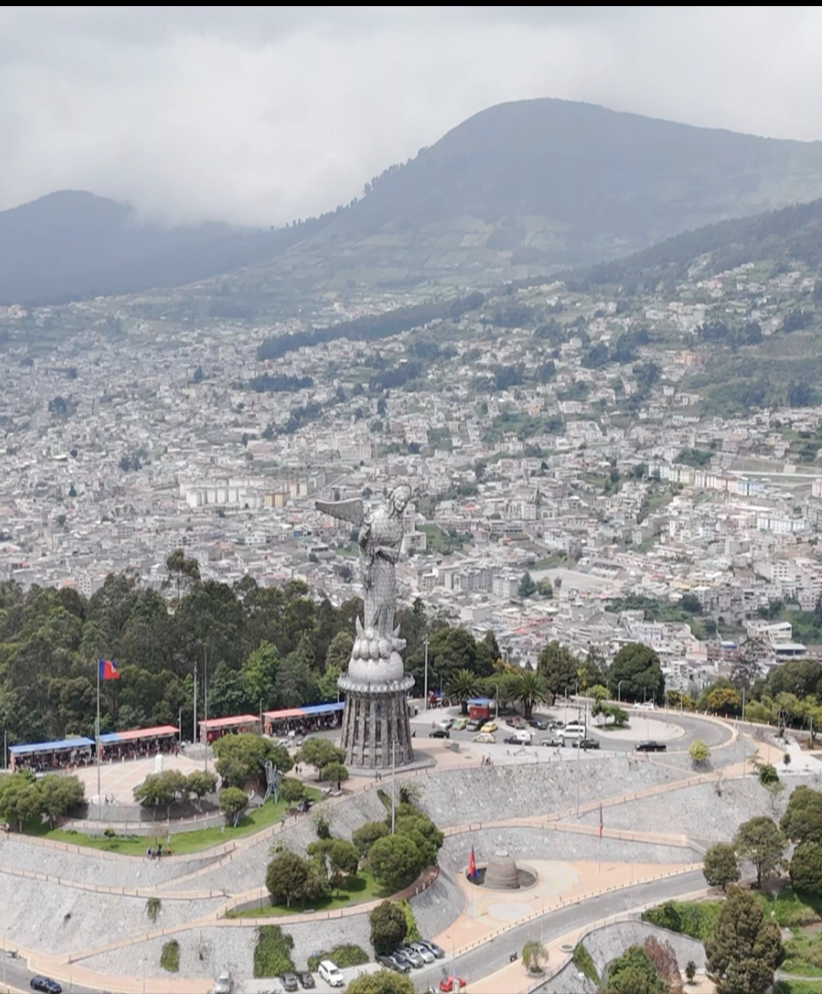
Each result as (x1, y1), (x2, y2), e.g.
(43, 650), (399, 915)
(74, 751), (208, 806)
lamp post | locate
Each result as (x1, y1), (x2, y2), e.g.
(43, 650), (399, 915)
(3, 926), (8, 992)
(178, 708), (183, 746)
(423, 635), (429, 712)
(391, 741), (397, 835)
(617, 680), (626, 705)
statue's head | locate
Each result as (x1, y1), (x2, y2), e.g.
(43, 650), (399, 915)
(390, 485), (412, 513)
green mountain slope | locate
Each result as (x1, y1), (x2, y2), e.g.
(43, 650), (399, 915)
(267, 98), (822, 290)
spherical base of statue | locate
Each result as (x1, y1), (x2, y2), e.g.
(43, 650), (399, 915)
(338, 673), (415, 770)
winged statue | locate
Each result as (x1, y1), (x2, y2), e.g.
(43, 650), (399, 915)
(315, 485), (412, 641)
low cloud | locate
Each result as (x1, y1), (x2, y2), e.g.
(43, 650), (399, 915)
(0, 6), (820, 226)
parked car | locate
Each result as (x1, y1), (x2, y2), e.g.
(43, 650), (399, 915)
(465, 719), (483, 731)
(439, 977), (467, 993)
(540, 737), (563, 747)
(558, 724), (585, 742)
(437, 718), (455, 731)
(393, 950), (418, 971)
(636, 741), (667, 752)
(317, 961), (344, 988)
(410, 941), (436, 963)
(429, 728), (450, 739)
(280, 974), (299, 993)
(30, 981), (62, 994)
(212, 970), (233, 994)
(451, 718), (467, 731)
(472, 732), (496, 744)
(529, 718), (549, 730)
(481, 720), (498, 733)
(397, 945), (425, 968)
(417, 939), (446, 959)
(505, 716), (527, 728)
(571, 738), (600, 750)
(377, 954), (410, 974)
(297, 973), (315, 989)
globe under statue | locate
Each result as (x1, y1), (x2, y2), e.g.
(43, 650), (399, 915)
(315, 486), (415, 769)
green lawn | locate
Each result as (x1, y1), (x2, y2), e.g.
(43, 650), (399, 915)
(774, 982), (822, 994)
(226, 871), (389, 918)
(24, 787), (323, 856)
(781, 932), (822, 977)
(758, 888), (822, 928)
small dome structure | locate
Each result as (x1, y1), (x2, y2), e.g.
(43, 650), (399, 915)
(483, 850), (521, 890)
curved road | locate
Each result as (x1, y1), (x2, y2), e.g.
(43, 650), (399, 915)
(437, 707), (733, 755)
(412, 870), (705, 993)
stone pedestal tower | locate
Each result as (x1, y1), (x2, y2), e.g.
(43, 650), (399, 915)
(315, 485), (415, 771)
(337, 621), (415, 769)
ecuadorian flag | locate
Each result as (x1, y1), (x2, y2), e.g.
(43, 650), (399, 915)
(98, 659), (119, 681)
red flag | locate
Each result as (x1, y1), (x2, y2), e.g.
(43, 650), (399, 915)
(599, 803), (603, 839)
(468, 847), (477, 880)
(98, 659), (119, 681)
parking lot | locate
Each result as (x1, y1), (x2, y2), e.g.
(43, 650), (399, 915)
(409, 700), (733, 759)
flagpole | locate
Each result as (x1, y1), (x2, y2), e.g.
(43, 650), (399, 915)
(96, 659), (102, 821)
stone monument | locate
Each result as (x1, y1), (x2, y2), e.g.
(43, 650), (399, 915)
(315, 485), (415, 769)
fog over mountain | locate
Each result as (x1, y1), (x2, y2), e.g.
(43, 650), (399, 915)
(3, 6), (822, 226)
(6, 99), (822, 304)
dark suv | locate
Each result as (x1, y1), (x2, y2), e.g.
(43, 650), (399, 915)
(635, 741), (667, 752)
(30, 980), (62, 994)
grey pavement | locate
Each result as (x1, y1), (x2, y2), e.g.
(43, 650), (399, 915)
(411, 870), (705, 993)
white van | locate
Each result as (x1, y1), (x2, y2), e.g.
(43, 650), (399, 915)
(318, 960), (344, 988)
(559, 723), (586, 742)
(505, 729), (533, 745)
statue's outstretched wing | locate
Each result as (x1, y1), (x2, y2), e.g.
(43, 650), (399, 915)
(315, 498), (364, 527)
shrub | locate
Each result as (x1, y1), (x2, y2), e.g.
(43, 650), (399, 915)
(641, 901), (720, 942)
(315, 813), (332, 839)
(146, 897), (162, 923)
(572, 942), (599, 986)
(353, 820), (389, 857)
(400, 899), (420, 943)
(160, 940), (179, 973)
(604, 945), (664, 994)
(685, 960), (696, 984)
(689, 740), (710, 767)
(759, 763), (779, 786)
(370, 900), (407, 955)
(253, 925), (295, 977)
(307, 944), (369, 971)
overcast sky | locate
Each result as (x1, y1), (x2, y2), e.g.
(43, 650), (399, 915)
(2, 6), (821, 226)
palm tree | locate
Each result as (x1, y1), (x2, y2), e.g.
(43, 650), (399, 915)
(513, 671), (548, 720)
(449, 668), (480, 715)
(522, 939), (548, 975)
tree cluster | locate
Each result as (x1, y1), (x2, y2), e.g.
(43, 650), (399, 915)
(133, 769), (217, 817)
(0, 771), (85, 830)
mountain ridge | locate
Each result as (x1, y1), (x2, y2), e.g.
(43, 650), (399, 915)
(8, 98), (822, 305)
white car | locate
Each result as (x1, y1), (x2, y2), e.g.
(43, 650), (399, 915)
(212, 971), (233, 994)
(410, 942), (436, 963)
(317, 960), (344, 988)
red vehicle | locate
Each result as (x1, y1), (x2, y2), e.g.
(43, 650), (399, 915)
(439, 978), (467, 993)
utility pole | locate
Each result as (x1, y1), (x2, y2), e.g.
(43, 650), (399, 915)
(96, 659), (102, 820)
(203, 646), (209, 773)
(391, 741), (396, 835)
(575, 726), (581, 818)
(193, 661), (198, 747)
(423, 635), (429, 712)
